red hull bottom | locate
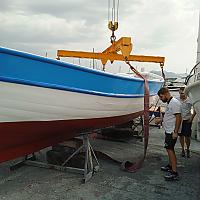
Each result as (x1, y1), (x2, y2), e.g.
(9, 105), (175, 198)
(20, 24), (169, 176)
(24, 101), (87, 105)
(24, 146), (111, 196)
(0, 111), (143, 163)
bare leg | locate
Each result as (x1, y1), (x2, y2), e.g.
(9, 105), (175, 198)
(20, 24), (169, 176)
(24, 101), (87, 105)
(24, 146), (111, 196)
(164, 149), (179, 181)
(185, 137), (191, 150)
(166, 149), (177, 172)
(185, 136), (191, 157)
(179, 136), (185, 151)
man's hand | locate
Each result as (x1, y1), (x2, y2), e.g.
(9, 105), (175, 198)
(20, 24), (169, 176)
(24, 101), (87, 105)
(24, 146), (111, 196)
(174, 113), (181, 138)
(187, 118), (192, 123)
(155, 117), (162, 125)
(172, 131), (178, 139)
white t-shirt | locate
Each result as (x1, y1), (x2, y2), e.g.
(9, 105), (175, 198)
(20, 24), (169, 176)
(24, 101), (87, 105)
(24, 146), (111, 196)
(177, 97), (192, 120)
(163, 97), (181, 134)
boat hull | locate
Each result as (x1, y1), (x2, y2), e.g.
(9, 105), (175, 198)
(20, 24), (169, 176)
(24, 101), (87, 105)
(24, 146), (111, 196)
(0, 47), (163, 163)
(0, 80), (149, 163)
(0, 112), (143, 163)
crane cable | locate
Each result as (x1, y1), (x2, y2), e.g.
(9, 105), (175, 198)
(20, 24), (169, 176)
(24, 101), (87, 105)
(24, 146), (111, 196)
(108, 0), (119, 23)
(108, 0), (120, 43)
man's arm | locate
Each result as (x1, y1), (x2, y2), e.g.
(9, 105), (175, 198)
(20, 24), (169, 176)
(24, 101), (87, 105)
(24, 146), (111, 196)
(188, 110), (196, 123)
(173, 113), (182, 139)
(188, 99), (196, 123)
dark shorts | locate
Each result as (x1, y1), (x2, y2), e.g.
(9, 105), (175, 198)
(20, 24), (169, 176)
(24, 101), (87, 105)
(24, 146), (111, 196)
(164, 133), (177, 150)
(179, 120), (192, 137)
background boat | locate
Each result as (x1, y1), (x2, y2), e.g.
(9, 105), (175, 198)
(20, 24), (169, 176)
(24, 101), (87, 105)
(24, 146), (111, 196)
(166, 77), (186, 91)
(185, 13), (200, 140)
(185, 13), (200, 118)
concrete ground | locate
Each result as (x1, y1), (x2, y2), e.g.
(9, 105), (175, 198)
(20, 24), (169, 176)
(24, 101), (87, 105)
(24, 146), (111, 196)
(0, 126), (199, 200)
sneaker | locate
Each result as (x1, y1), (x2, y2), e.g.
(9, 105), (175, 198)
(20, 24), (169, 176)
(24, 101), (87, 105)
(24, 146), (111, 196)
(161, 164), (172, 172)
(181, 150), (185, 157)
(186, 149), (191, 158)
(164, 171), (180, 181)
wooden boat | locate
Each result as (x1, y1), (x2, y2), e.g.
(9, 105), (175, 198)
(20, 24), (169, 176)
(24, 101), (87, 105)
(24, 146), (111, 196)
(0, 47), (163, 163)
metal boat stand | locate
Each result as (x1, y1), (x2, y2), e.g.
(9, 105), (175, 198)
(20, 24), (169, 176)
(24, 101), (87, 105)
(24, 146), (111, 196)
(10, 133), (100, 183)
(131, 116), (144, 141)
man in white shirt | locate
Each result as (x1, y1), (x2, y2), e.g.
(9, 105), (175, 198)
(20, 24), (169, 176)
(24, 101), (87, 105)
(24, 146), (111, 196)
(177, 87), (196, 158)
(157, 87), (182, 181)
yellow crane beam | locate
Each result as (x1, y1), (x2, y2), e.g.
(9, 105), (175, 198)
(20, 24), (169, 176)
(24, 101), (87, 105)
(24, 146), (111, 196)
(57, 50), (165, 65)
(57, 37), (165, 68)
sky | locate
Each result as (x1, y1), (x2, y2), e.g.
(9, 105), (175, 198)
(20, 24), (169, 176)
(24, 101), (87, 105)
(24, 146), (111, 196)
(0, 0), (200, 74)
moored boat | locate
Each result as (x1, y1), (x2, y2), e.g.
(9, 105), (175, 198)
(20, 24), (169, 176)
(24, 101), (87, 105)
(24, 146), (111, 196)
(185, 14), (200, 119)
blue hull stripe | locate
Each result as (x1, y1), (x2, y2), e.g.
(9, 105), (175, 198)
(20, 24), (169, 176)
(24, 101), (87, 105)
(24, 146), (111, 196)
(0, 47), (163, 97)
(0, 76), (157, 98)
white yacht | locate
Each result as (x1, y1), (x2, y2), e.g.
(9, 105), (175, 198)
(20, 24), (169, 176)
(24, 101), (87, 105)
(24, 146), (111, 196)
(185, 13), (200, 140)
(185, 14), (200, 119)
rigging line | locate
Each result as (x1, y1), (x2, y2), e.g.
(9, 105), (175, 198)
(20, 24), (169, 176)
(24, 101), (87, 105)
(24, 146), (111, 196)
(185, 61), (200, 85)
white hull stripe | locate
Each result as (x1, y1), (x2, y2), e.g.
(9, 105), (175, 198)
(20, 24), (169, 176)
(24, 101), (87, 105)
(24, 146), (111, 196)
(0, 81), (157, 123)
